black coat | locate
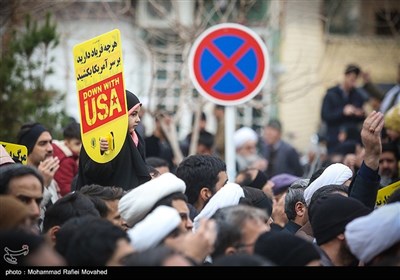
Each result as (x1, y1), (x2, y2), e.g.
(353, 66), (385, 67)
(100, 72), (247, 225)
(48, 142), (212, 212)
(321, 85), (366, 153)
(76, 132), (151, 191)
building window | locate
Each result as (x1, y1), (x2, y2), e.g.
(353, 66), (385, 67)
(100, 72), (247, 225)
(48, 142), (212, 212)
(375, 10), (400, 35)
(244, 0), (269, 24)
(199, 0), (269, 27)
(323, 0), (360, 35)
(324, 0), (400, 36)
(146, 0), (172, 18)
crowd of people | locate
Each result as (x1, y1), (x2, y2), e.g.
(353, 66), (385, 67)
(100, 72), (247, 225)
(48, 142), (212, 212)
(0, 64), (399, 267)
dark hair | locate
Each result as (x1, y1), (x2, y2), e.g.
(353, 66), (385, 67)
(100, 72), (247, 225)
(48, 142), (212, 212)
(154, 109), (172, 122)
(176, 155), (226, 204)
(55, 215), (100, 257)
(382, 142), (400, 160)
(79, 185), (124, 218)
(152, 192), (188, 211)
(344, 64), (361, 76)
(240, 186), (272, 216)
(213, 253), (273, 266)
(63, 218), (129, 266)
(198, 131), (215, 150)
(146, 157), (169, 168)
(236, 169), (254, 187)
(191, 112), (207, 126)
(267, 119), (282, 132)
(372, 253), (400, 266)
(235, 168), (267, 189)
(0, 164), (44, 194)
(42, 192), (100, 233)
(308, 167), (326, 186)
(122, 246), (184, 266)
(332, 141), (358, 156)
(210, 215), (242, 259)
(147, 165), (161, 178)
(210, 205), (268, 259)
(254, 231), (320, 266)
(181, 130), (215, 157)
(340, 126), (361, 143)
(63, 122), (81, 140)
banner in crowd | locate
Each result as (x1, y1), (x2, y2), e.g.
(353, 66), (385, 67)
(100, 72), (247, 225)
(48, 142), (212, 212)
(73, 29), (127, 163)
(0, 141), (28, 165)
(376, 180), (400, 206)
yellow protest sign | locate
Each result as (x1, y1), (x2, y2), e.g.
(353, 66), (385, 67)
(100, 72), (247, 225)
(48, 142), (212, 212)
(0, 141), (28, 165)
(376, 180), (400, 207)
(73, 29), (127, 163)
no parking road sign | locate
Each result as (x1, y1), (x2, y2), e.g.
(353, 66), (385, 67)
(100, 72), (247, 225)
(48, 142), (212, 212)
(189, 23), (269, 106)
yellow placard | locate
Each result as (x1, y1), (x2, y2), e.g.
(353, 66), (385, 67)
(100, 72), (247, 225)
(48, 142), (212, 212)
(376, 180), (400, 207)
(0, 141), (28, 165)
(73, 29), (127, 163)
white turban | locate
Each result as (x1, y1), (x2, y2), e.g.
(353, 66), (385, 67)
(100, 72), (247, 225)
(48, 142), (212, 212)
(193, 183), (244, 231)
(127, 206), (181, 252)
(119, 172), (186, 227)
(233, 127), (258, 149)
(304, 163), (353, 206)
(345, 202), (400, 264)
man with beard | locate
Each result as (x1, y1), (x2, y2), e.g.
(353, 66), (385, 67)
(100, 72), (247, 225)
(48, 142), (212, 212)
(233, 127), (267, 173)
(378, 143), (399, 188)
(17, 123), (61, 229)
(175, 155), (228, 220)
(0, 164), (45, 234)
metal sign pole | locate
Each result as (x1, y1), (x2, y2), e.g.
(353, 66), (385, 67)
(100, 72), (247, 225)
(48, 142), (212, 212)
(225, 106), (236, 182)
(188, 23), (270, 183)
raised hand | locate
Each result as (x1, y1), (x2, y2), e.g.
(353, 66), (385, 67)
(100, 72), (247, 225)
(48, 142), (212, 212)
(38, 156), (60, 187)
(360, 110), (384, 170)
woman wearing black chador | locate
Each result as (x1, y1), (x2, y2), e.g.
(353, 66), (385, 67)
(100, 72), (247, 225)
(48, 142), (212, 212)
(76, 90), (151, 191)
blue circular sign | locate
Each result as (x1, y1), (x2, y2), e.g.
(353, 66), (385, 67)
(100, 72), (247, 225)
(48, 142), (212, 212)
(189, 23), (269, 106)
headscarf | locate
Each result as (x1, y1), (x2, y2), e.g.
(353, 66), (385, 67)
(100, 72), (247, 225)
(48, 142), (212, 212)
(126, 90), (142, 147)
